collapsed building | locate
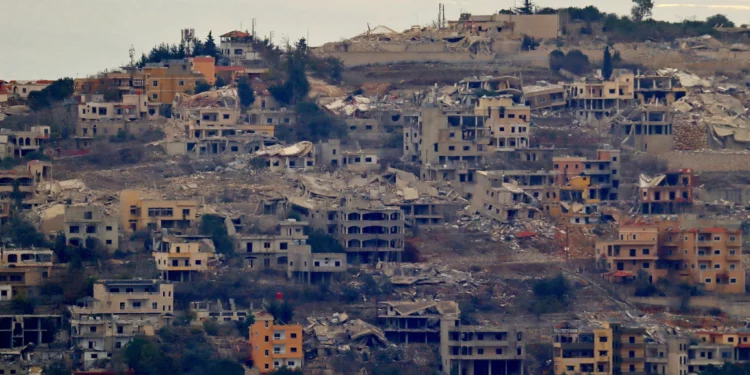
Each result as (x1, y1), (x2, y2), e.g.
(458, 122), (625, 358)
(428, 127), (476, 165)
(190, 299), (248, 323)
(638, 169), (695, 215)
(152, 231), (217, 282)
(566, 72), (635, 123)
(378, 301), (459, 344)
(255, 141), (316, 173)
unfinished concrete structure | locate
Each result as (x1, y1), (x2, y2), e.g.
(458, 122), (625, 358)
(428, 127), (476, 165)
(523, 82), (566, 111)
(470, 170), (552, 222)
(638, 169), (694, 214)
(0, 249), (54, 298)
(0, 315), (63, 350)
(440, 317), (525, 375)
(634, 73), (687, 105)
(152, 231), (216, 282)
(552, 148), (621, 202)
(64, 204), (119, 251)
(172, 88), (244, 139)
(378, 301), (459, 344)
(78, 93), (158, 122)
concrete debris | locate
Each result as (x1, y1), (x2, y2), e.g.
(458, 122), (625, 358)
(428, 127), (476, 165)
(305, 313), (388, 351)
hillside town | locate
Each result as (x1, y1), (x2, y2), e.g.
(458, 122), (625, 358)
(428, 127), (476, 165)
(5, 2), (750, 375)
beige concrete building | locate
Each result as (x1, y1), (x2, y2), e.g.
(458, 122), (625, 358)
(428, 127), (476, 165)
(566, 73), (635, 123)
(6, 126), (51, 158)
(0, 315), (63, 350)
(172, 88), (250, 139)
(9, 80), (53, 99)
(190, 299), (249, 323)
(152, 231), (216, 282)
(236, 219), (346, 283)
(64, 204), (119, 251)
(613, 105), (674, 154)
(316, 139), (381, 172)
(440, 317), (525, 375)
(470, 170), (550, 222)
(0, 249), (55, 297)
(119, 190), (199, 233)
(219, 30), (262, 66)
(596, 216), (745, 294)
(256, 141), (315, 173)
(78, 93), (159, 122)
(448, 14), (561, 39)
(69, 279), (174, 366)
(378, 301), (459, 344)
(523, 82), (566, 111)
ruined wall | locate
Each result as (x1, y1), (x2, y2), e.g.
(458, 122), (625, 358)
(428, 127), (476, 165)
(696, 186), (750, 204)
(327, 51), (497, 67)
(663, 151), (750, 172)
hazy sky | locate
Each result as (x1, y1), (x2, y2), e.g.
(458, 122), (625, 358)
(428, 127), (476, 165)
(2, 0), (748, 79)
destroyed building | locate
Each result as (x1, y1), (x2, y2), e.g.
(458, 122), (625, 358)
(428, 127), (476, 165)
(0, 315), (63, 350)
(235, 219), (346, 283)
(634, 72), (687, 105)
(552, 148), (621, 201)
(190, 299), (248, 323)
(596, 216), (744, 294)
(440, 317), (525, 375)
(470, 170), (549, 223)
(638, 169), (694, 214)
(255, 141), (315, 173)
(613, 105), (673, 154)
(378, 301), (459, 344)
(172, 87), (243, 139)
(78, 93), (159, 123)
(290, 176), (405, 264)
(566, 73), (635, 123)
(523, 82), (566, 111)
(0, 248), (54, 298)
(152, 231), (216, 282)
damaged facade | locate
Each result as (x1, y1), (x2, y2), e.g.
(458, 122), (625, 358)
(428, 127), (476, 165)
(152, 231), (216, 282)
(255, 141), (316, 173)
(596, 216), (745, 294)
(378, 301), (459, 344)
(566, 73), (635, 123)
(119, 190), (199, 233)
(638, 169), (694, 214)
(63, 204), (119, 251)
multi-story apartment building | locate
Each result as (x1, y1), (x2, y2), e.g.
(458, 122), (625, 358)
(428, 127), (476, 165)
(290, 190), (405, 265)
(378, 301), (459, 344)
(143, 58), (211, 104)
(696, 330), (750, 362)
(613, 105), (674, 154)
(8, 80), (53, 98)
(566, 73), (635, 122)
(523, 82), (566, 111)
(152, 231), (216, 282)
(0, 248), (54, 298)
(64, 204), (119, 251)
(69, 280), (174, 365)
(554, 320), (689, 375)
(439, 318), (525, 375)
(78, 93), (159, 123)
(638, 169), (694, 215)
(552, 148), (621, 201)
(5, 125), (51, 158)
(256, 141), (316, 173)
(597, 216), (745, 293)
(634, 73), (687, 106)
(0, 315), (63, 350)
(249, 312), (303, 374)
(235, 219), (346, 283)
(470, 170), (550, 222)
(119, 190), (199, 233)
(315, 139), (381, 172)
(172, 87), (245, 139)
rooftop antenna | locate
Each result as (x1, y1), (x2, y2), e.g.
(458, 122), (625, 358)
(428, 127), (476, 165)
(252, 18), (256, 38)
(129, 45), (135, 67)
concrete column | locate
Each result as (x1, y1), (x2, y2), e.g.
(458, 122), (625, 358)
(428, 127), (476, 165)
(505, 359), (508, 375)
(489, 360), (493, 375)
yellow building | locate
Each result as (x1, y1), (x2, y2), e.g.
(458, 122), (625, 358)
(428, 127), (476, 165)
(249, 312), (303, 373)
(144, 58), (211, 104)
(566, 73), (635, 122)
(119, 190), (199, 233)
(190, 56), (216, 85)
(152, 232), (216, 282)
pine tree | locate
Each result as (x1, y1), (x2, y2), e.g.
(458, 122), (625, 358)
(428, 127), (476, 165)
(602, 46), (613, 80)
(519, 0), (535, 14)
(214, 75), (226, 88)
(204, 31), (218, 58)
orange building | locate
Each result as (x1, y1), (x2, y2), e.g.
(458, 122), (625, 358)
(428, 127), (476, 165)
(190, 56), (216, 85)
(596, 215), (745, 294)
(249, 312), (303, 373)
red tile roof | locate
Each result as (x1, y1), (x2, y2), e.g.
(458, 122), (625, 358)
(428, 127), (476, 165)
(221, 30), (251, 38)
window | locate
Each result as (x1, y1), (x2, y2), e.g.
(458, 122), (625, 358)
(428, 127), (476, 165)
(714, 264), (721, 269)
(223, 114), (230, 119)
(196, 260), (202, 265)
(264, 242), (271, 249)
(106, 240), (112, 245)
(115, 342), (122, 348)
(714, 250), (721, 255)
(84, 211), (93, 220)
(152, 302), (158, 309)
(448, 146), (455, 151)
(90, 326), (97, 333)
(599, 337), (608, 342)
(599, 351), (608, 357)
(477, 348), (484, 355)
(629, 337), (635, 344)
(178, 80), (184, 86)
(69, 225), (80, 233)
(714, 236), (721, 241)
(120, 302), (125, 310)
(106, 226), (113, 231)
(643, 262), (650, 269)
(291, 347), (298, 353)
(705, 278), (712, 284)
(291, 333), (297, 338)
(280, 242), (288, 250)
(152, 80), (158, 87)
(496, 348), (503, 354)
(731, 278), (738, 284)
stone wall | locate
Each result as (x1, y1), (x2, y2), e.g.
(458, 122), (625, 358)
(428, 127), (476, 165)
(663, 151), (750, 172)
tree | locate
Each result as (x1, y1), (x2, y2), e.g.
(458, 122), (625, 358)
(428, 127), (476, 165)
(602, 46), (613, 80)
(274, 101), (346, 142)
(307, 229), (345, 253)
(282, 38), (311, 105)
(53, 233), (71, 263)
(548, 50), (566, 71)
(706, 14), (735, 28)
(237, 77), (256, 107)
(214, 75), (226, 88)
(269, 367), (304, 375)
(518, 0), (535, 14)
(123, 337), (183, 375)
(266, 300), (294, 324)
(203, 31), (219, 58)
(194, 80), (211, 94)
(631, 0), (654, 22)
(199, 214), (234, 254)
(43, 361), (71, 375)
(207, 360), (244, 375)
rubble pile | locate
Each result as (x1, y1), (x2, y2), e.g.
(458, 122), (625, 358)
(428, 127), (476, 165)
(305, 313), (388, 353)
(672, 93), (750, 150)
